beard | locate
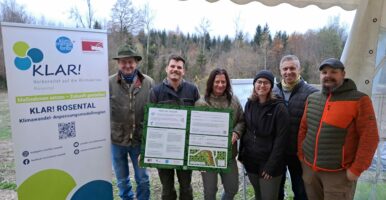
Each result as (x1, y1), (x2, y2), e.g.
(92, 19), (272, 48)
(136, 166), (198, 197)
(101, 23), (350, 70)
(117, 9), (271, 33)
(321, 78), (342, 92)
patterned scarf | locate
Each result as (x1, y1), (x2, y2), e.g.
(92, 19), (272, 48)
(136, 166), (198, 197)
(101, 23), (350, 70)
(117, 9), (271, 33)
(281, 75), (301, 91)
(120, 69), (138, 84)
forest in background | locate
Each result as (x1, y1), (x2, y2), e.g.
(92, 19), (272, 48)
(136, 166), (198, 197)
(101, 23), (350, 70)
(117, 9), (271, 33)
(0, 0), (349, 91)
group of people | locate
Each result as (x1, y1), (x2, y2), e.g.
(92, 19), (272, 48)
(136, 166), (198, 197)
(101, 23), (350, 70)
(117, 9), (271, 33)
(109, 45), (379, 200)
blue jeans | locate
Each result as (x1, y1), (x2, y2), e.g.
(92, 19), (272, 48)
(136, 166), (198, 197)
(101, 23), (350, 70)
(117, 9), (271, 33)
(112, 144), (150, 200)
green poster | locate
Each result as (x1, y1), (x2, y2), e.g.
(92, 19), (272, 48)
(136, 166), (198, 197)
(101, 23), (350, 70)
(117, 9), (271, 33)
(140, 104), (233, 173)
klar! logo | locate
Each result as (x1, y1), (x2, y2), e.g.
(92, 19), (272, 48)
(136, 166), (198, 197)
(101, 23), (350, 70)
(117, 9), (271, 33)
(12, 40), (81, 76)
(13, 41), (43, 71)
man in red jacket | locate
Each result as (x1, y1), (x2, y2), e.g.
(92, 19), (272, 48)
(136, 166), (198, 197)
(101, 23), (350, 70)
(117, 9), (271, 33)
(298, 58), (379, 200)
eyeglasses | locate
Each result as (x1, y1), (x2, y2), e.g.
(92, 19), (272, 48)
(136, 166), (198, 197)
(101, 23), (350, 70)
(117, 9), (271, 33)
(255, 80), (271, 86)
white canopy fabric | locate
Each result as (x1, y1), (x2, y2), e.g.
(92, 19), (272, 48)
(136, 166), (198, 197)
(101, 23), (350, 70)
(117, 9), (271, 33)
(204, 0), (360, 10)
(341, 0), (385, 96)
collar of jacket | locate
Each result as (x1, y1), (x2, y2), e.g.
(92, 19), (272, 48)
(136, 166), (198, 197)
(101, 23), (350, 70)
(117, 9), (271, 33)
(163, 78), (185, 91)
(254, 98), (283, 107)
(116, 70), (145, 88)
(209, 93), (227, 100)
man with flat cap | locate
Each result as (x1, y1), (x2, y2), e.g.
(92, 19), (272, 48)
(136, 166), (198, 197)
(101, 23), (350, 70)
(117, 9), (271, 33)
(110, 45), (154, 200)
(297, 58), (379, 200)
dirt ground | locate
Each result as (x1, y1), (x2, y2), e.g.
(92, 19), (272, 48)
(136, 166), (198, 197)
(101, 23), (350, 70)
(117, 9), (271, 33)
(0, 190), (16, 200)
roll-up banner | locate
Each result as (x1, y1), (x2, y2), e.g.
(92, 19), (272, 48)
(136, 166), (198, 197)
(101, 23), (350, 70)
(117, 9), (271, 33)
(1, 22), (112, 200)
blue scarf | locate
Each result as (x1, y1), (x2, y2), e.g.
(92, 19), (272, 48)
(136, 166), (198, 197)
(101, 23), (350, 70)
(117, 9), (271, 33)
(120, 69), (138, 84)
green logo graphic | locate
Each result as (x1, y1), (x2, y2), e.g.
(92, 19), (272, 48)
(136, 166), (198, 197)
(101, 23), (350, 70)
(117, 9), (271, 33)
(13, 41), (44, 70)
(17, 169), (76, 200)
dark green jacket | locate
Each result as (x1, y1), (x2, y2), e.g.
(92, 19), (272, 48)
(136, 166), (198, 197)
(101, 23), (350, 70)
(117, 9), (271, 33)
(109, 71), (154, 146)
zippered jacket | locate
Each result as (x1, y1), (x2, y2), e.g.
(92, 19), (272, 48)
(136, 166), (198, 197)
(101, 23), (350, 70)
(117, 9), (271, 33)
(109, 71), (154, 146)
(150, 79), (200, 106)
(298, 79), (379, 176)
(238, 98), (290, 176)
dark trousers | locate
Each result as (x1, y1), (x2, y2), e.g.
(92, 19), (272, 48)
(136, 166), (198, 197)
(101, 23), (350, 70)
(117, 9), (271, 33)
(202, 159), (239, 200)
(247, 172), (282, 200)
(158, 168), (193, 200)
(278, 155), (308, 200)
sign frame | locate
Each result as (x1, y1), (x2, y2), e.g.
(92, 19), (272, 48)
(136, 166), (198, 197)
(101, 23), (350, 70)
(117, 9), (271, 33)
(140, 103), (234, 173)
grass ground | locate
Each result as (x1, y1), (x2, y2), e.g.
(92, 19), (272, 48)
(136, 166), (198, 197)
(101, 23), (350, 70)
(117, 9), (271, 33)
(355, 182), (386, 200)
(0, 92), (17, 199)
(0, 92), (11, 140)
(111, 168), (278, 200)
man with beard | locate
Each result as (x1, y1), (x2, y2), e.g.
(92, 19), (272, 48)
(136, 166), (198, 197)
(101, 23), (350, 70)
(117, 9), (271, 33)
(297, 58), (379, 200)
(150, 54), (200, 200)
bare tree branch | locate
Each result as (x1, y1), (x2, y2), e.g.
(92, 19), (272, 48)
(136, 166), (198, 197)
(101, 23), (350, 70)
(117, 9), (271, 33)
(110, 0), (145, 34)
(68, 0), (95, 28)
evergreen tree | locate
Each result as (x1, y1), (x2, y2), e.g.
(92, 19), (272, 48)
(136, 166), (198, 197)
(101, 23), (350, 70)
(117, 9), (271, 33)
(196, 49), (207, 73)
(204, 32), (211, 50)
(93, 20), (102, 29)
(253, 25), (263, 46)
(222, 35), (231, 52)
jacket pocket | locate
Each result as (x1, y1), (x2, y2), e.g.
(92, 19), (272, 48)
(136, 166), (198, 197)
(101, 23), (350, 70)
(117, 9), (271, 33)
(111, 122), (124, 143)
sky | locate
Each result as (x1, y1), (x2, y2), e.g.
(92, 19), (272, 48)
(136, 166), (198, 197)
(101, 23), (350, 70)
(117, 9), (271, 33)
(14, 0), (356, 39)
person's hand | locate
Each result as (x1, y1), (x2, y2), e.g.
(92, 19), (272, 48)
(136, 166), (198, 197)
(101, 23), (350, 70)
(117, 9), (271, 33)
(261, 171), (272, 180)
(346, 169), (359, 181)
(232, 132), (239, 145)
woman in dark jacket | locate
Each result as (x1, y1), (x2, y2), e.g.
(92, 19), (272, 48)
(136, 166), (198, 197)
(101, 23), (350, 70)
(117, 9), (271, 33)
(238, 70), (289, 200)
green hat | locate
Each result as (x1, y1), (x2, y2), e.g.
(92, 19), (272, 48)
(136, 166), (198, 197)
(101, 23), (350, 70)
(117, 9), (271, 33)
(113, 45), (142, 61)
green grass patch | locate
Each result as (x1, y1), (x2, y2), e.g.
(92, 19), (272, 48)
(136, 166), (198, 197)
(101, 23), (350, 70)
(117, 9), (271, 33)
(0, 181), (17, 190)
(354, 182), (386, 200)
(0, 91), (11, 140)
(0, 128), (11, 140)
(237, 184), (256, 199)
(111, 178), (119, 200)
(0, 162), (15, 170)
